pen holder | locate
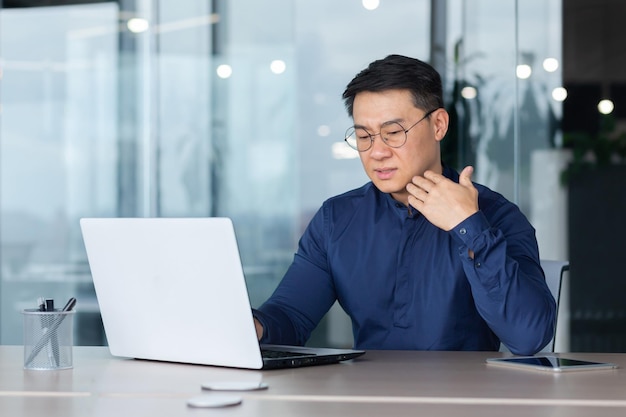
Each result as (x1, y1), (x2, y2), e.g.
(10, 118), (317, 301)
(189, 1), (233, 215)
(22, 309), (75, 370)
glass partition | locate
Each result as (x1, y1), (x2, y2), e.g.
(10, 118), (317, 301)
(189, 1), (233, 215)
(1, 3), (120, 344)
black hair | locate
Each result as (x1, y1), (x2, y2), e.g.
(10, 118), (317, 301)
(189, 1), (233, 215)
(342, 54), (444, 117)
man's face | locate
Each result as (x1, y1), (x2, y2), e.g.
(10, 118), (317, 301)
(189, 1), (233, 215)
(352, 89), (447, 205)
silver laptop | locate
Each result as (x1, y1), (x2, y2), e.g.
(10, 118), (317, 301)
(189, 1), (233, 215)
(79, 217), (364, 370)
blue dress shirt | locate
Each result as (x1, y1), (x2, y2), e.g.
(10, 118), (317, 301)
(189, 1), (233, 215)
(254, 166), (556, 355)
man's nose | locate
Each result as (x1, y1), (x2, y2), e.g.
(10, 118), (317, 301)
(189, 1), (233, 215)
(368, 133), (391, 155)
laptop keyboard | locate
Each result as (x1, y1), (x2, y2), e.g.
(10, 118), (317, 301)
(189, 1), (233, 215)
(261, 349), (315, 359)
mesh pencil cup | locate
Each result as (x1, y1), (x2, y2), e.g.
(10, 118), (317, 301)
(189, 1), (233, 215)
(22, 309), (75, 370)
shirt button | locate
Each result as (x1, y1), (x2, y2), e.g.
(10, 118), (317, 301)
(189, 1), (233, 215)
(460, 228), (467, 235)
(476, 262), (481, 268)
(395, 203), (403, 208)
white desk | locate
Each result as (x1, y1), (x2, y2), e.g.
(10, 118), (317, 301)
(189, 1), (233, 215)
(1, 346), (626, 416)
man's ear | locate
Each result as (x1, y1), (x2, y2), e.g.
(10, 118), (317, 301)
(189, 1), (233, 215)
(431, 108), (449, 142)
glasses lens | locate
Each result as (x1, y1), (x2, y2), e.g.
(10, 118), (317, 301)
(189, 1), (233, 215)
(380, 122), (407, 148)
(345, 127), (372, 151)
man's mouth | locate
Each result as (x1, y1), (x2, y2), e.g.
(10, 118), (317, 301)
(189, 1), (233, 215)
(374, 168), (396, 180)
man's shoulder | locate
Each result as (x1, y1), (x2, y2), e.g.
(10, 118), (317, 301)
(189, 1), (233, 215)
(324, 182), (378, 205)
(442, 165), (514, 214)
(301, 183), (382, 241)
(473, 182), (530, 229)
(318, 183), (390, 223)
(474, 182), (513, 210)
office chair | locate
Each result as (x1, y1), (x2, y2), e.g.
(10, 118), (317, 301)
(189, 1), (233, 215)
(499, 259), (569, 353)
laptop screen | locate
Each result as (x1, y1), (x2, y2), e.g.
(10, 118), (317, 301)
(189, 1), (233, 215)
(81, 217), (265, 369)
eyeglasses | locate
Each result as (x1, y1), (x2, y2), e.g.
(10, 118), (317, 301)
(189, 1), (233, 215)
(344, 108), (438, 152)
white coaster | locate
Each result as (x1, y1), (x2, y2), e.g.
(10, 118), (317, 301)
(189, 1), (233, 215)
(186, 394), (243, 408)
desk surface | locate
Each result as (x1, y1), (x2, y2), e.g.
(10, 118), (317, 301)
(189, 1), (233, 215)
(1, 346), (626, 416)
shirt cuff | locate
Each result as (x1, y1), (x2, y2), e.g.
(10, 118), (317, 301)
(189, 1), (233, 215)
(450, 211), (491, 255)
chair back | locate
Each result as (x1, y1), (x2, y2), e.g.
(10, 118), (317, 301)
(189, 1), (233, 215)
(539, 259), (570, 352)
(499, 259), (569, 353)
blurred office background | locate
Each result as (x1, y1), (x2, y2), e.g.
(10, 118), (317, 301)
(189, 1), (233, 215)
(0, 0), (624, 351)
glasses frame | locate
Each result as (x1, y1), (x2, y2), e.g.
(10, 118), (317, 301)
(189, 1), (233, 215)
(344, 108), (439, 152)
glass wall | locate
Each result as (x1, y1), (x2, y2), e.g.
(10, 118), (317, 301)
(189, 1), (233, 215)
(1, 3), (120, 344)
(0, 0), (563, 348)
(446, 1), (565, 259)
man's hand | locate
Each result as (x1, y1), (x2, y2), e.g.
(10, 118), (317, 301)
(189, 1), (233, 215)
(406, 166), (479, 231)
(254, 318), (264, 340)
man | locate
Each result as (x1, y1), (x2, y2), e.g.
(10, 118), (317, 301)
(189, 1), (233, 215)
(252, 54), (556, 355)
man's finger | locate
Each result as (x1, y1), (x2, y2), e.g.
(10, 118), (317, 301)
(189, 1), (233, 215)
(410, 175), (433, 191)
(459, 166), (474, 187)
(423, 170), (444, 183)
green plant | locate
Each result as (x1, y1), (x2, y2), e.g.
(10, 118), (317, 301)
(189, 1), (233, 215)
(561, 114), (626, 183)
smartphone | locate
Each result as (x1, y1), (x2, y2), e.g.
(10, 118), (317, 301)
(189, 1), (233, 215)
(486, 356), (618, 372)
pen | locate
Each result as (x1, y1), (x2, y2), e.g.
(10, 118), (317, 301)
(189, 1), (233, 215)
(35, 297), (57, 365)
(61, 297), (77, 312)
(46, 299), (59, 367)
(25, 297), (77, 367)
